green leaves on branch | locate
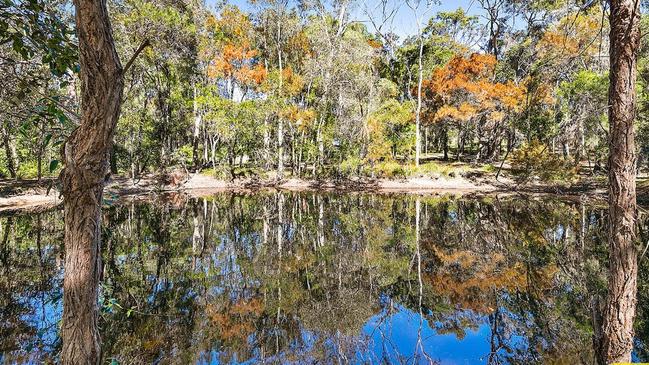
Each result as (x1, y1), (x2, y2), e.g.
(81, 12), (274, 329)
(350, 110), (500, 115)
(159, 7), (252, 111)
(0, 0), (78, 76)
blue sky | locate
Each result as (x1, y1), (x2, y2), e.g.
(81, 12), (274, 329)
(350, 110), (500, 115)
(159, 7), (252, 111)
(206, 0), (483, 39)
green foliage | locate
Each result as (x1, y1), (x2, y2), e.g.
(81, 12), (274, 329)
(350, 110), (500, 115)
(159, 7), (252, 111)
(0, 0), (630, 184)
(510, 141), (578, 183)
(174, 144), (194, 167)
(339, 156), (363, 177)
(558, 70), (608, 100)
(367, 99), (415, 163)
(370, 161), (407, 179)
(0, 0), (77, 75)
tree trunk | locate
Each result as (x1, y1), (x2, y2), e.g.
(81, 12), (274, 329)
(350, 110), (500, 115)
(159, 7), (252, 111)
(2, 123), (17, 179)
(277, 117), (284, 178)
(442, 124), (449, 161)
(414, 36), (423, 167)
(316, 118), (325, 176)
(60, 0), (124, 363)
(276, 10), (284, 180)
(192, 84), (202, 171)
(37, 146), (43, 181)
(424, 126), (428, 156)
(263, 115), (271, 170)
(598, 0), (640, 363)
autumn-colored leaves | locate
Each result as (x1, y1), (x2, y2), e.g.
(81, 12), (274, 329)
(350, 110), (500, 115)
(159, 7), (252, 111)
(205, 6), (267, 87)
(422, 53), (525, 126)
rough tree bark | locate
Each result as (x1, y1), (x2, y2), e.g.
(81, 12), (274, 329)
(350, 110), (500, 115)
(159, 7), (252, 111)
(598, 0), (641, 363)
(59, 0), (130, 363)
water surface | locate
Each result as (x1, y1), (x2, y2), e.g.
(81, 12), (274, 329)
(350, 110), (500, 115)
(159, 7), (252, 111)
(2, 192), (649, 364)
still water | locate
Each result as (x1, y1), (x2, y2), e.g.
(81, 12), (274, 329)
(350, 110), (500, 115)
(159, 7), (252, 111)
(1, 192), (649, 364)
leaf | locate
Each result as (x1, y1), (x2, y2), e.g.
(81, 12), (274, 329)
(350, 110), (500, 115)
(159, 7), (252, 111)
(49, 159), (59, 173)
(43, 133), (52, 147)
(57, 111), (68, 124)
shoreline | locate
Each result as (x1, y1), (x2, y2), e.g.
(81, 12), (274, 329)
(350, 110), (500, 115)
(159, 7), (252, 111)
(0, 173), (610, 214)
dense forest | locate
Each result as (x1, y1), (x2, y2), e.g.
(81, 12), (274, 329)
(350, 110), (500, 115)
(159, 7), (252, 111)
(3, 0), (647, 182)
(1, 0), (647, 364)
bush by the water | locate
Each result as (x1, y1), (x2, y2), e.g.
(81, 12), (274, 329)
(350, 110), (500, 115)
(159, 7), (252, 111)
(510, 141), (578, 182)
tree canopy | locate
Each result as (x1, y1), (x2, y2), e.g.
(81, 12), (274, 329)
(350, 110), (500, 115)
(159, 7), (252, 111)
(0, 0), (645, 182)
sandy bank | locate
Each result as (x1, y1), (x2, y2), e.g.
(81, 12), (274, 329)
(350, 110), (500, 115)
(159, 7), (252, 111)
(0, 173), (608, 213)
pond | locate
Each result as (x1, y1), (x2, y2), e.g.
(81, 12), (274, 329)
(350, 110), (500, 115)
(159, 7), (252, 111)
(1, 192), (648, 364)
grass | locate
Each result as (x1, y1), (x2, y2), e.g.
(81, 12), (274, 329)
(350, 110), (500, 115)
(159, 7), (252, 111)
(201, 165), (273, 180)
(408, 161), (471, 177)
(197, 159), (498, 181)
(365, 159), (490, 179)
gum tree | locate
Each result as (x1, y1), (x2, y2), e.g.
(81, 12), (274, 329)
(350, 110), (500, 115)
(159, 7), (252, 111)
(60, 0), (147, 362)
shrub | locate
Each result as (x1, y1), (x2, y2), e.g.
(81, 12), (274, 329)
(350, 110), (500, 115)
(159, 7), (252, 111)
(201, 165), (231, 180)
(17, 161), (39, 179)
(371, 161), (406, 178)
(510, 141), (578, 182)
(173, 144), (194, 168)
(340, 156), (363, 177)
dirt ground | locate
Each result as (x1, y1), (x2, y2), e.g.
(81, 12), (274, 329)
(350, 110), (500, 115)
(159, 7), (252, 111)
(0, 172), (613, 214)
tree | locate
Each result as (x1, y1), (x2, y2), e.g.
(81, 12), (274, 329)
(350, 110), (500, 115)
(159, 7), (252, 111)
(60, 0), (146, 363)
(477, 0), (506, 58)
(251, 0), (292, 178)
(404, 0), (435, 167)
(368, 99), (414, 163)
(596, 0), (641, 363)
(422, 53), (524, 161)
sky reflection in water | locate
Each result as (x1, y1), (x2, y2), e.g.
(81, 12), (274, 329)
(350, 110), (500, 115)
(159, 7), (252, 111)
(1, 192), (648, 364)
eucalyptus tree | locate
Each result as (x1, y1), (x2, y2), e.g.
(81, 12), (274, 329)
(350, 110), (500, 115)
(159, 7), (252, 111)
(404, 0), (436, 167)
(111, 0), (199, 177)
(596, 0), (641, 363)
(250, 0), (294, 178)
(59, 0), (149, 362)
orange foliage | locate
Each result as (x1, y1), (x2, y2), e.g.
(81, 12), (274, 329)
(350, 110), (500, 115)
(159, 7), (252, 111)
(287, 31), (314, 59)
(536, 9), (602, 63)
(422, 53), (525, 125)
(367, 39), (383, 49)
(279, 67), (305, 96)
(281, 105), (316, 130)
(207, 297), (263, 344)
(204, 6), (266, 87)
(426, 246), (558, 314)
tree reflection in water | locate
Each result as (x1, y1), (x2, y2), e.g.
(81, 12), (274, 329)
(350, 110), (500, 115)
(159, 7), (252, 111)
(0, 192), (646, 364)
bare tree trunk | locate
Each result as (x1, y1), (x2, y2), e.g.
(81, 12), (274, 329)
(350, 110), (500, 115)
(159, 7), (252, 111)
(277, 116), (284, 178)
(479, 0), (503, 59)
(442, 124), (449, 161)
(414, 37), (423, 167)
(424, 126), (428, 156)
(276, 7), (285, 180)
(2, 123), (17, 179)
(598, 0), (641, 363)
(37, 146), (43, 181)
(192, 84), (202, 171)
(263, 115), (271, 170)
(316, 118), (324, 176)
(60, 0), (125, 363)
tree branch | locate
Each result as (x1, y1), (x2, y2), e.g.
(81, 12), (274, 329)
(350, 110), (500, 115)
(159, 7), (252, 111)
(123, 39), (150, 75)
